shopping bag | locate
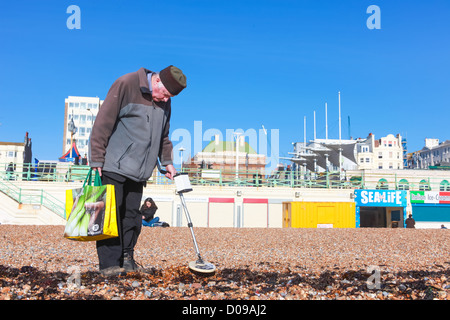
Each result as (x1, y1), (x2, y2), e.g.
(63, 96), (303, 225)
(64, 168), (118, 241)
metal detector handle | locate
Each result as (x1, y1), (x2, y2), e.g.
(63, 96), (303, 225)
(156, 160), (167, 175)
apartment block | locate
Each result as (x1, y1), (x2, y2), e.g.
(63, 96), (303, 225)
(62, 96), (103, 161)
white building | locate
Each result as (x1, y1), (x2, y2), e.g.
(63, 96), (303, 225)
(357, 133), (404, 170)
(411, 139), (450, 169)
(288, 133), (404, 173)
(62, 96), (103, 161)
(0, 141), (24, 169)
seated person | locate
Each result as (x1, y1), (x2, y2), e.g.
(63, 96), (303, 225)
(140, 198), (169, 227)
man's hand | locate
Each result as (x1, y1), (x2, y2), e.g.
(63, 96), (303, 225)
(164, 164), (177, 180)
(93, 167), (102, 176)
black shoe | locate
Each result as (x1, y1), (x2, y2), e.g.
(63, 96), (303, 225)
(123, 252), (141, 272)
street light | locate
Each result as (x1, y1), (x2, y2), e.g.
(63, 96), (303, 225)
(86, 108), (94, 125)
(233, 132), (242, 181)
(67, 112), (77, 160)
(179, 147), (185, 172)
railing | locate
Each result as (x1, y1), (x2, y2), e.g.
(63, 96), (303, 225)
(1, 162), (449, 192)
(0, 179), (65, 218)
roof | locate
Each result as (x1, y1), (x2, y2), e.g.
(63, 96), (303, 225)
(0, 142), (25, 146)
(202, 141), (257, 154)
(59, 142), (81, 161)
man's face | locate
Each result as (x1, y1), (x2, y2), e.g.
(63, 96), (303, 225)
(152, 77), (174, 102)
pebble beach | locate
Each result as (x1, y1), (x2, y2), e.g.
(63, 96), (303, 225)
(0, 225), (449, 301)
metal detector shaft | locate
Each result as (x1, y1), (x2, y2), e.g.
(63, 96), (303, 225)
(156, 161), (203, 262)
(179, 192), (203, 261)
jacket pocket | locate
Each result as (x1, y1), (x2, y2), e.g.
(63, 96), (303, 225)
(117, 142), (134, 169)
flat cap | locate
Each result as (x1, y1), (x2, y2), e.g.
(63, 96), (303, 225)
(159, 65), (187, 95)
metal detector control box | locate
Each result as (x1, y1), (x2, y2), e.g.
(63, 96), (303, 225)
(173, 173), (193, 193)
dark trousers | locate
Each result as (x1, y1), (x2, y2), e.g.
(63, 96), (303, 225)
(96, 171), (144, 270)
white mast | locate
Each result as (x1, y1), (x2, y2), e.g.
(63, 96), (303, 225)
(338, 91), (341, 142)
(313, 110), (316, 141)
(325, 102), (328, 140)
(304, 116), (306, 147)
(338, 91), (342, 179)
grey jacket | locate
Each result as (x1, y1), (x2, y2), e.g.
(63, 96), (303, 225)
(89, 68), (173, 182)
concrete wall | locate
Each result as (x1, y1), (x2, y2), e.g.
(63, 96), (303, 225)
(2, 177), (448, 228)
(1, 181), (354, 227)
(0, 193), (66, 225)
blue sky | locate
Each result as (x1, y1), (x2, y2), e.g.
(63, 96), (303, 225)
(0, 0), (449, 167)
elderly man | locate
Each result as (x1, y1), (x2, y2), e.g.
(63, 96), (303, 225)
(89, 66), (187, 276)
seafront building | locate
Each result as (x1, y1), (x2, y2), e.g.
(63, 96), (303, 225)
(287, 133), (405, 174)
(1, 94), (449, 229)
(407, 139), (450, 169)
(62, 96), (103, 162)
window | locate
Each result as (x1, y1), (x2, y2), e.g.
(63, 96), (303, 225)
(69, 102), (74, 108)
(419, 179), (430, 191)
(365, 158), (370, 163)
(378, 163), (383, 169)
(79, 127), (86, 137)
(80, 115), (86, 124)
(376, 179), (389, 190)
(360, 158), (364, 163)
(398, 179), (409, 190)
(440, 180), (450, 191)
(389, 163), (393, 169)
(378, 152), (383, 159)
(74, 102), (79, 108)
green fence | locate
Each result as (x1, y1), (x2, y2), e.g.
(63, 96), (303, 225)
(0, 179), (65, 218)
(1, 162), (449, 192)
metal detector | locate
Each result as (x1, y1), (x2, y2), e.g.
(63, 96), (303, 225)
(157, 162), (216, 275)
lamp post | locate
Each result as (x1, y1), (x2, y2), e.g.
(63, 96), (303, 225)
(67, 112), (77, 160)
(86, 108), (94, 125)
(233, 132), (242, 181)
(179, 147), (185, 172)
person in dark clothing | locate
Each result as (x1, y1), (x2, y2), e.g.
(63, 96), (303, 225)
(140, 197), (158, 226)
(89, 66), (187, 276)
(140, 197), (170, 227)
(405, 214), (416, 228)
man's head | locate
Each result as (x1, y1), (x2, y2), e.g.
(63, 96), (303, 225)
(151, 65), (187, 102)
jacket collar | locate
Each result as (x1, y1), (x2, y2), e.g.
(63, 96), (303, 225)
(138, 67), (153, 95)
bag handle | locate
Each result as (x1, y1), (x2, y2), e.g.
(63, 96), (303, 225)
(82, 168), (93, 188)
(82, 168), (103, 187)
(93, 169), (102, 186)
